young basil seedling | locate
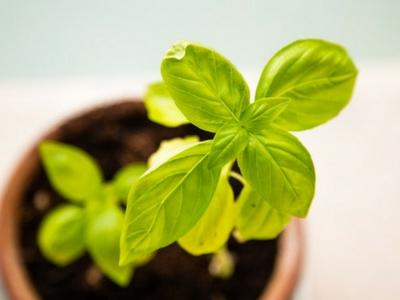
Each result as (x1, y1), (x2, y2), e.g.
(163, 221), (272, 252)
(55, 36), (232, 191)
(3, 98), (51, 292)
(38, 141), (147, 286)
(120, 39), (357, 265)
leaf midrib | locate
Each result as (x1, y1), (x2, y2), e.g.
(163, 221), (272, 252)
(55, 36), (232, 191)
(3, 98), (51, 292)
(273, 72), (356, 98)
(126, 152), (209, 253)
(179, 55), (242, 123)
(250, 133), (300, 201)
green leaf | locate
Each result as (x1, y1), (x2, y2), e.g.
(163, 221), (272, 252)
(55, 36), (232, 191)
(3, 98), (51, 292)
(208, 122), (248, 168)
(255, 39), (358, 131)
(235, 186), (290, 241)
(39, 141), (102, 202)
(112, 163), (147, 200)
(86, 204), (134, 287)
(238, 128), (315, 217)
(161, 41), (250, 132)
(144, 82), (189, 127)
(86, 184), (118, 215)
(148, 136), (199, 169)
(240, 97), (291, 132)
(120, 141), (221, 264)
(178, 167), (235, 255)
(38, 204), (86, 266)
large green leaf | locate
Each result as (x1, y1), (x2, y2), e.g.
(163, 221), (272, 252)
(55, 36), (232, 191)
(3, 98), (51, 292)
(235, 186), (290, 241)
(120, 141), (221, 264)
(112, 163), (147, 201)
(238, 128), (315, 217)
(38, 204), (86, 266)
(86, 204), (134, 286)
(256, 39), (358, 131)
(39, 141), (102, 202)
(208, 123), (248, 168)
(161, 41), (250, 132)
(144, 82), (189, 127)
(178, 167), (235, 255)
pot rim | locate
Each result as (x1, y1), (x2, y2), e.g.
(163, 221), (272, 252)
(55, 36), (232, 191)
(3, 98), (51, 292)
(0, 100), (304, 300)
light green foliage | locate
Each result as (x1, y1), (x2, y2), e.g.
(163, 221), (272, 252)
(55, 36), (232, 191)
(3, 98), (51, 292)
(144, 82), (188, 127)
(39, 141), (148, 286)
(238, 128), (315, 217)
(121, 39), (356, 266)
(161, 41), (250, 132)
(208, 123), (248, 168)
(120, 141), (221, 264)
(112, 163), (147, 200)
(38, 205), (86, 266)
(240, 97), (291, 132)
(255, 39), (358, 131)
(178, 166), (235, 255)
(235, 187), (291, 241)
(148, 136), (199, 169)
(39, 141), (102, 202)
(86, 204), (133, 286)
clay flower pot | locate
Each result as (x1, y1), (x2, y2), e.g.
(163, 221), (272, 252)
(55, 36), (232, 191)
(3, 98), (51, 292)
(0, 100), (303, 300)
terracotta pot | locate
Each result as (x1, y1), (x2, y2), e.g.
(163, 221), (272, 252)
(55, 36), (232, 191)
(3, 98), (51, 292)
(0, 100), (304, 300)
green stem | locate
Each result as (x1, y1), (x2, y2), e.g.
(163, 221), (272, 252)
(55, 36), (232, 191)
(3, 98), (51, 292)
(229, 171), (247, 186)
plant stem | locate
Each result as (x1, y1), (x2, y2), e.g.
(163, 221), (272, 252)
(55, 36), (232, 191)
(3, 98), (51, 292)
(229, 171), (247, 186)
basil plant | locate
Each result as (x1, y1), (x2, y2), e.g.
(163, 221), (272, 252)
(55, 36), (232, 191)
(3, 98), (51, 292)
(120, 39), (357, 265)
(38, 142), (149, 286)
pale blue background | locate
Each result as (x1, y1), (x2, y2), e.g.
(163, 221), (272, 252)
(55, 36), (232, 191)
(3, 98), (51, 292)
(1, 0), (399, 80)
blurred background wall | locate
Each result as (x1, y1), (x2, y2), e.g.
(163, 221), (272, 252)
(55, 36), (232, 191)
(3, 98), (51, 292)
(1, 0), (399, 80)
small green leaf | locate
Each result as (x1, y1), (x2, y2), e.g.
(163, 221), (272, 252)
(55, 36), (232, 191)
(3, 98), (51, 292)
(38, 205), (86, 266)
(240, 97), (291, 132)
(208, 123), (248, 168)
(161, 41), (250, 132)
(144, 82), (189, 127)
(256, 39), (358, 131)
(235, 186), (290, 241)
(112, 163), (147, 200)
(148, 136), (199, 169)
(86, 204), (134, 287)
(178, 167), (235, 255)
(120, 141), (221, 264)
(39, 141), (102, 202)
(86, 184), (118, 214)
(238, 128), (315, 217)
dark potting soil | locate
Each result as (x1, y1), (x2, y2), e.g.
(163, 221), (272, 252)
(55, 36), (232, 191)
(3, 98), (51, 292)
(19, 101), (278, 300)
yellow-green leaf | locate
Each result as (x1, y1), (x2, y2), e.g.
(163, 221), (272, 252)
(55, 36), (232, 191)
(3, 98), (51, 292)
(161, 41), (250, 132)
(39, 141), (102, 202)
(38, 204), (86, 266)
(178, 167), (235, 255)
(86, 204), (134, 286)
(235, 186), (290, 241)
(144, 82), (189, 127)
(148, 136), (199, 169)
(238, 128), (315, 217)
(120, 141), (221, 264)
(112, 163), (147, 201)
(256, 39), (358, 131)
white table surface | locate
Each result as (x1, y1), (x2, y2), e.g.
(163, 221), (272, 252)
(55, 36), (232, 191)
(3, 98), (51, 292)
(1, 62), (400, 299)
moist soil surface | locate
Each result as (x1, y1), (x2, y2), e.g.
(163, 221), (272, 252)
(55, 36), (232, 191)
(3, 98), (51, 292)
(19, 101), (278, 300)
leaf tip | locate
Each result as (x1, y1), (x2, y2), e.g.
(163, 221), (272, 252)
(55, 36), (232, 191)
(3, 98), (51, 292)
(164, 40), (190, 60)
